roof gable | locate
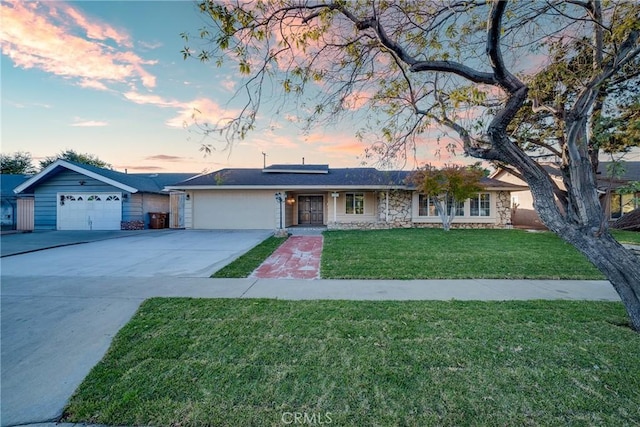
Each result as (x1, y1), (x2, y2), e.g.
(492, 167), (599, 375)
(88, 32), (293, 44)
(13, 160), (197, 195)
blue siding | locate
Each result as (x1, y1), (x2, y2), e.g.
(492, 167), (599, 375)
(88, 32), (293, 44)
(126, 193), (144, 223)
(33, 170), (124, 230)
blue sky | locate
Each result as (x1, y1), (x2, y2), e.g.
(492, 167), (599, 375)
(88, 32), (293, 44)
(1, 0), (391, 173)
(4, 1), (636, 174)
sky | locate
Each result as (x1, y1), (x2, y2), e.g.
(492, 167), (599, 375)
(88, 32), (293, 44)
(1, 0), (434, 174)
(2, 1), (637, 175)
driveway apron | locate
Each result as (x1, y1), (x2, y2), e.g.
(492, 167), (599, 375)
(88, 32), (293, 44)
(251, 236), (323, 279)
(0, 230), (271, 427)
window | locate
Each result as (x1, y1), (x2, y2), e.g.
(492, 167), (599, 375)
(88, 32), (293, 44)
(418, 195), (438, 216)
(346, 193), (364, 214)
(418, 195), (463, 216)
(611, 193), (637, 219)
(447, 196), (465, 216)
(470, 193), (490, 217)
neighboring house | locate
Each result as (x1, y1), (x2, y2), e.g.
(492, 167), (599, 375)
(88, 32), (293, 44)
(599, 161), (640, 220)
(1, 174), (31, 231)
(491, 161), (640, 228)
(165, 164), (525, 231)
(13, 160), (195, 231)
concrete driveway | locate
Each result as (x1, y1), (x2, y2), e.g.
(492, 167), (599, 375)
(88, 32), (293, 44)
(0, 229), (271, 426)
(1, 229), (272, 278)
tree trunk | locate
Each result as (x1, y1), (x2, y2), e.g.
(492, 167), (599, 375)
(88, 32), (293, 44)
(515, 161), (640, 331)
(436, 200), (451, 231)
(483, 122), (640, 331)
(561, 229), (640, 331)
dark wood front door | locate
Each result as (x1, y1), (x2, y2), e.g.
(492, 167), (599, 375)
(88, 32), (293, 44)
(298, 196), (324, 225)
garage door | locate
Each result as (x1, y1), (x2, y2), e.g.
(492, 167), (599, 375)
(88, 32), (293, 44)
(57, 193), (122, 230)
(192, 190), (275, 229)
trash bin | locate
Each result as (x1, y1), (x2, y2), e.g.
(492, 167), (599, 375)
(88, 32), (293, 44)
(159, 212), (169, 228)
(149, 212), (165, 229)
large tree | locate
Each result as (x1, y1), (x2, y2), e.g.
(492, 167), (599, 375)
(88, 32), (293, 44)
(184, 1), (640, 330)
(40, 149), (112, 171)
(1, 151), (37, 175)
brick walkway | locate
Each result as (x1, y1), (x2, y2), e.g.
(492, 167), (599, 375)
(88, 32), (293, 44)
(251, 236), (323, 279)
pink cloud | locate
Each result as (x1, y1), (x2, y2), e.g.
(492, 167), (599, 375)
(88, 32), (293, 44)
(1, 1), (156, 89)
(123, 91), (182, 108)
(305, 132), (368, 156)
(343, 89), (373, 111)
(166, 98), (239, 129)
(78, 79), (109, 91)
(62, 4), (132, 47)
(70, 120), (108, 127)
(123, 90), (240, 130)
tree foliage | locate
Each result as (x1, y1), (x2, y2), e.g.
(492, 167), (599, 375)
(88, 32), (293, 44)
(184, 0), (640, 330)
(39, 150), (112, 171)
(0, 151), (37, 175)
(409, 164), (483, 231)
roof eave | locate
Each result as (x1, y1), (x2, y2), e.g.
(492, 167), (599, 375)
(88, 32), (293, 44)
(166, 184), (523, 191)
(13, 160), (139, 194)
(166, 185), (410, 191)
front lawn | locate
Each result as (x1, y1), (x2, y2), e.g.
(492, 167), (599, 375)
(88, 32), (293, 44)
(63, 298), (640, 426)
(322, 229), (604, 279)
(611, 229), (640, 245)
(212, 235), (288, 278)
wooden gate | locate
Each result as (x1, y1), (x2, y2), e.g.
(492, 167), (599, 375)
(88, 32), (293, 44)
(17, 198), (34, 231)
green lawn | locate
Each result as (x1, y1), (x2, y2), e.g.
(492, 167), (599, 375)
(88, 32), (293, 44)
(321, 229), (605, 280)
(612, 229), (640, 245)
(63, 298), (640, 426)
(211, 236), (288, 278)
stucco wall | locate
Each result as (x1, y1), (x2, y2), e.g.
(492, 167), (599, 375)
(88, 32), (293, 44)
(191, 189), (275, 229)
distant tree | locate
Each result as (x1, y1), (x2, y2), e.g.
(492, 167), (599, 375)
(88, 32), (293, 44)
(410, 164), (483, 231)
(40, 149), (112, 170)
(1, 151), (37, 175)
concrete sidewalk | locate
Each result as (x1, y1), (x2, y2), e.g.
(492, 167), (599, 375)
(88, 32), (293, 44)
(1, 274), (620, 427)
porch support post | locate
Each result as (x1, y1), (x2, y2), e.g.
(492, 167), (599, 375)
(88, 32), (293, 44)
(385, 191), (389, 222)
(331, 192), (339, 222)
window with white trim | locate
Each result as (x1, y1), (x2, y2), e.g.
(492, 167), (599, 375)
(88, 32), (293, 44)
(611, 193), (638, 219)
(447, 197), (465, 216)
(419, 194), (464, 216)
(470, 193), (491, 217)
(418, 195), (437, 216)
(346, 193), (365, 214)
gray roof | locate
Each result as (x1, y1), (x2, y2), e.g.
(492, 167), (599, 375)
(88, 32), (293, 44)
(597, 161), (640, 182)
(14, 160), (196, 194)
(263, 164), (329, 173)
(172, 167), (525, 190)
(176, 168), (409, 187)
(1, 174), (31, 197)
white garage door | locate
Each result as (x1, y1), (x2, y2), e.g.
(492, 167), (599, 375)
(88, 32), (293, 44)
(57, 193), (122, 230)
(192, 190), (275, 229)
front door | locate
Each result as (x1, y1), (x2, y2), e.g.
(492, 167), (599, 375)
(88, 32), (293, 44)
(298, 196), (324, 225)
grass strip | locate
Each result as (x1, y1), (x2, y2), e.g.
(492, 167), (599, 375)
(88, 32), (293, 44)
(611, 229), (640, 245)
(63, 298), (640, 426)
(321, 228), (605, 279)
(212, 235), (288, 278)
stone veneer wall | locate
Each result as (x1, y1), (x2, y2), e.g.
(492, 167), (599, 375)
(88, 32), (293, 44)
(327, 190), (512, 230)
